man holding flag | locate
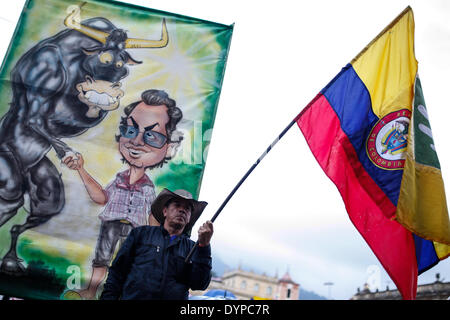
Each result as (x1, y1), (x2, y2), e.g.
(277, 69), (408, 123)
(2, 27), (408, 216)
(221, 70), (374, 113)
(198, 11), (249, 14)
(180, 7), (449, 300)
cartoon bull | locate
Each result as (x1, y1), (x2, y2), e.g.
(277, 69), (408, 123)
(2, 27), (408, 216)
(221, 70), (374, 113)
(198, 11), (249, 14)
(0, 5), (168, 274)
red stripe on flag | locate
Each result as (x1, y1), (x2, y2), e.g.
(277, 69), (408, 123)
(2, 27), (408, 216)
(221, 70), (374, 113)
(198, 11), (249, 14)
(297, 94), (417, 299)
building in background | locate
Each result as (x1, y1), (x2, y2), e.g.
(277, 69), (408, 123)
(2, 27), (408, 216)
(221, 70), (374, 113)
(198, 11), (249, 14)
(277, 271), (300, 300)
(191, 266), (300, 300)
(350, 273), (450, 300)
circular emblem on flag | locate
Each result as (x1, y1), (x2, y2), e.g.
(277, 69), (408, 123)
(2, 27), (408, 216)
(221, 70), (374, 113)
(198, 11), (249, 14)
(366, 109), (411, 170)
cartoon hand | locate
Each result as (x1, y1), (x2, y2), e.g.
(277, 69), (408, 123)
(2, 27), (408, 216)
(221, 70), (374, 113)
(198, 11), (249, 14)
(197, 220), (213, 247)
(62, 152), (84, 170)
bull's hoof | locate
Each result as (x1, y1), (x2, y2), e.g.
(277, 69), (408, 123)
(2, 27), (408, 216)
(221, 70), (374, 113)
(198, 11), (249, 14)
(0, 257), (26, 276)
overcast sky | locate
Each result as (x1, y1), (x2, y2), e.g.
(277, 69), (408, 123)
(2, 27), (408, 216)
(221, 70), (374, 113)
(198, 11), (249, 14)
(1, 0), (450, 300)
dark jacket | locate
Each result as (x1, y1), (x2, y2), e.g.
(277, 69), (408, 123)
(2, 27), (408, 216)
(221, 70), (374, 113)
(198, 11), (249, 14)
(100, 225), (212, 300)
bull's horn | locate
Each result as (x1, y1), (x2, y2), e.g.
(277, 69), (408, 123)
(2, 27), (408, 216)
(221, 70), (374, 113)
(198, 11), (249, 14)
(64, 5), (109, 44)
(124, 18), (169, 49)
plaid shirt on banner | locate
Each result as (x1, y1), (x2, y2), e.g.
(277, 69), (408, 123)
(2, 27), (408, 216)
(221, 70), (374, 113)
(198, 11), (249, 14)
(98, 170), (156, 227)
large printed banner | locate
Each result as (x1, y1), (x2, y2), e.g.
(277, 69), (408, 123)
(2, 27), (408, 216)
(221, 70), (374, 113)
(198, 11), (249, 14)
(0, 0), (232, 299)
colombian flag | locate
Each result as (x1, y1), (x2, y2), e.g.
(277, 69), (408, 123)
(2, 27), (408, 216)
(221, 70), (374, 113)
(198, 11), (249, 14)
(297, 7), (450, 300)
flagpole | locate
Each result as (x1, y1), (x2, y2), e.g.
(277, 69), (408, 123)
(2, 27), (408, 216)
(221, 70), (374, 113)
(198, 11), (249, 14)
(184, 110), (306, 263)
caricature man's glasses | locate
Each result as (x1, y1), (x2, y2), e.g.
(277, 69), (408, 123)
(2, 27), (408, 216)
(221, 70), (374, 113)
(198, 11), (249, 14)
(119, 125), (168, 149)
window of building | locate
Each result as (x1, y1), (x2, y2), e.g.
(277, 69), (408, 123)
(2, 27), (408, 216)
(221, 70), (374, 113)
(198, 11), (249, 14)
(241, 280), (247, 289)
(287, 288), (291, 298)
(253, 283), (259, 292)
(266, 286), (272, 295)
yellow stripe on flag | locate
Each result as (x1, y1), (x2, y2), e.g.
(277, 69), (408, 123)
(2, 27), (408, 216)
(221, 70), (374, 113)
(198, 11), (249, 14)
(434, 242), (450, 260)
(397, 158), (450, 245)
(351, 7), (417, 118)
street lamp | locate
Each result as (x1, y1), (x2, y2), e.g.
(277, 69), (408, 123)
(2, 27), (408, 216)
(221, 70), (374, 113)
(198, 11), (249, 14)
(323, 282), (334, 299)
